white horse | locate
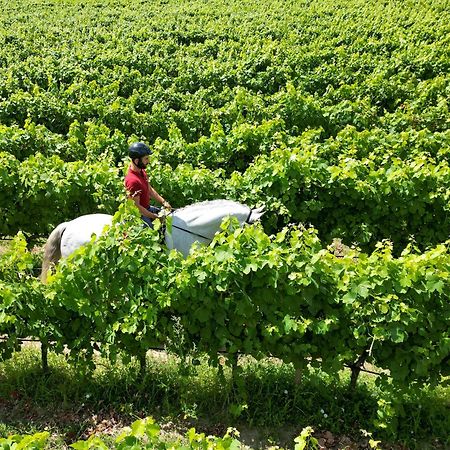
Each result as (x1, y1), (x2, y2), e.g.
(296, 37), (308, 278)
(41, 199), (265, 282)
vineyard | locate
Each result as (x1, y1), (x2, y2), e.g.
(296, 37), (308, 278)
(0, 0), (449, 446)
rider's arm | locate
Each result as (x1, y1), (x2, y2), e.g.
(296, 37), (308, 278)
(130, 195), (159, 219)
(149, 185), (171, 209)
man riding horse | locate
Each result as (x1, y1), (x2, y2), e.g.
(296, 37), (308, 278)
(40, 142), (265, 282)
(124, 142), (172, 228)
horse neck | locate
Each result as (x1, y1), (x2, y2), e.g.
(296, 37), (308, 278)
(172, 202), (249, 233)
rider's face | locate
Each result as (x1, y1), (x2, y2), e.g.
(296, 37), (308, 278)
(134, 156), (149, 168)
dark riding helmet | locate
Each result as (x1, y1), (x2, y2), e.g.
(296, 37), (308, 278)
(129, 142), (152, 160)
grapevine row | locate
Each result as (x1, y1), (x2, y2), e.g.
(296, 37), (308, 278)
(0, 206), (448, 390)
(1, 140), (449, 251)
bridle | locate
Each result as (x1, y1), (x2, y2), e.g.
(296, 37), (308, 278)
(167, 207), (254, 242)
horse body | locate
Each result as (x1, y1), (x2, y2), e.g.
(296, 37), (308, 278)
(41, 200), (264, 282)
(61, 214), (113, 258)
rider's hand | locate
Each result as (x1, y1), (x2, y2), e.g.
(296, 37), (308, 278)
(158, 210), (168, 223)
(162, 200), (172, 210)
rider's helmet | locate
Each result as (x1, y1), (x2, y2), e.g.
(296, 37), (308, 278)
(128, 142), (152, 160)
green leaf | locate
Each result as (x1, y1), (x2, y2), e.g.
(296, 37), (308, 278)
(390, 326), (406, 343)
(426, 279), (444, 293)
(130, 419), (146, 437)
(342, 291), (356, 305)
(194, 306), (210, 323)
(70, 441), (89, 450)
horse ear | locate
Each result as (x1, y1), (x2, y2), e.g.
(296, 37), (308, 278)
(249, 205), (265, 223)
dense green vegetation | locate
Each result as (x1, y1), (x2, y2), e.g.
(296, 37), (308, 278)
(0, 0), (449, 248)
(0, 0), (449, 447)
(1, 207), (449, 448)
(1, 348), (448, 448)
(1, 416), (251, 450)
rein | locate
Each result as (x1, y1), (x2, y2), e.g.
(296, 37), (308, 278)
(167, 207), (253, 242)
(171, 224), (211, 241)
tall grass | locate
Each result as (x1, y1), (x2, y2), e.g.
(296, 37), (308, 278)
(0, 348), (448, 449)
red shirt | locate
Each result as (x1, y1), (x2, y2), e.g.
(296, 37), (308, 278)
(124, 167), (150, 209)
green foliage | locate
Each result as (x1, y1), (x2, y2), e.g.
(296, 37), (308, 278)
(1, 210), (448, 390)
(294, 427), (318, 450)
(0, 417), (323, 450)
(0, 0), (449, 441)
(0, 233), (47, 360)
(0, 0), (449, 249)
(0, 432), (49, 450)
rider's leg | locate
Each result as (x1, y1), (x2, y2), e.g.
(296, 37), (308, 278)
(141, 206), (161, 228)
(142, 215), (153, 228)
